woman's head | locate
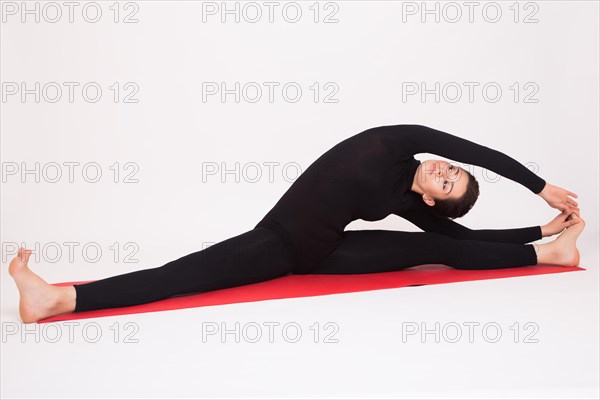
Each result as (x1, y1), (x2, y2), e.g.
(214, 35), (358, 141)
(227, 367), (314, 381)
(411, 159), (480, 219)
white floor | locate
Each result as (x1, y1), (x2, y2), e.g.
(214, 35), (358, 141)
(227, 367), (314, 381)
(1, 232), (598, 399)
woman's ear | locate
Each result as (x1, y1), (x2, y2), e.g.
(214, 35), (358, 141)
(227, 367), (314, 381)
(422, 193), (435, 207)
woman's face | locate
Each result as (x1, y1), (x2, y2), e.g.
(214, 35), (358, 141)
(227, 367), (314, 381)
(414, 159), (468, 206)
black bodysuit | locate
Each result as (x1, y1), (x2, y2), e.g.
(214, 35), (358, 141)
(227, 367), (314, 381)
(73, 125), (545, 312)
(255, 124), (544, 273)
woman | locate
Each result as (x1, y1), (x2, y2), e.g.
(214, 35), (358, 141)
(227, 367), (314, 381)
(9, 124), (585, 323)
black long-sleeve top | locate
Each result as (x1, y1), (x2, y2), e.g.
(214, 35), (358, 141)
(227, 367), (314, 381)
(255, 124), (545, 273)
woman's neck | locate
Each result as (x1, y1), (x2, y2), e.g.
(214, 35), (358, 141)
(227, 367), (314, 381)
(410, 163), (424, 195)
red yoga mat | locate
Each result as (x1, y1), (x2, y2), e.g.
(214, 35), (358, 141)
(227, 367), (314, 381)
(38, 264), (584, 324)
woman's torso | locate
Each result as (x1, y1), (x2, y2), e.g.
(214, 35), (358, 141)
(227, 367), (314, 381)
(255, 127), (421, 273)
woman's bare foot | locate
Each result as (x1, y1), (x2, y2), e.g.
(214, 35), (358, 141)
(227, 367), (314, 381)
(8, 248), (76, 323)
(534, 215), (585, 266)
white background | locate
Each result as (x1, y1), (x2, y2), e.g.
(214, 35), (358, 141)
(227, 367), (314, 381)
(1, 1), (598, 399)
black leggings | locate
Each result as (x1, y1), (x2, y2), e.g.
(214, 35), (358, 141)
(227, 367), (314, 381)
(73, 227), (538, 313)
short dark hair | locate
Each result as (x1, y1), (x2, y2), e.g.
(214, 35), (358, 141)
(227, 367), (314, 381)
(431, 169), (480, 219)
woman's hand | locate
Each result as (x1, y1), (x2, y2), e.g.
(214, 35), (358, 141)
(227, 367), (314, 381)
(541, 209), (581, 237)
(538, 182), (580, 213)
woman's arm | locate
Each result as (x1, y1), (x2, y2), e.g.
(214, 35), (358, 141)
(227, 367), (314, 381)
(401, 205), (542, 244)
(375, 124), (546, 194)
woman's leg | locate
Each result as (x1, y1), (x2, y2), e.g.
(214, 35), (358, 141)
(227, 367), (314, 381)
(72, 227), (295, 312)
(9, 227), (296, 321)
(309, 226), (582, 275)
